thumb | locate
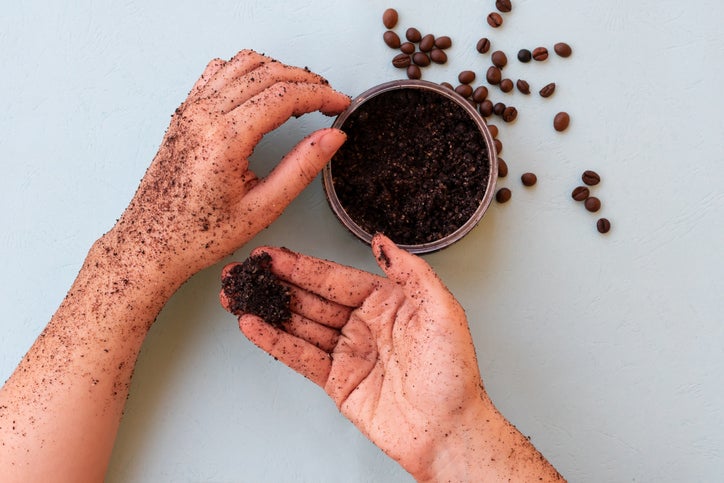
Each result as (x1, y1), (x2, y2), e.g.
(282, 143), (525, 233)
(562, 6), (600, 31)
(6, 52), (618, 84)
(371, 233), (440, 290)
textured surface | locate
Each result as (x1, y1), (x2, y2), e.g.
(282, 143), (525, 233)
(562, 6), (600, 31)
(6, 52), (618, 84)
(1, 1), (723, 481)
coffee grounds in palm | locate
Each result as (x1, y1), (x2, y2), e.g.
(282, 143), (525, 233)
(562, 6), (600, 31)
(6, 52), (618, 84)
(330, 87), (489, 245)
(221, 252), (291, 327)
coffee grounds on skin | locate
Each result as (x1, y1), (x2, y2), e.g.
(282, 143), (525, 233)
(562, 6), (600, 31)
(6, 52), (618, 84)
(331, 88), (489, 245)
(221, 252), (291, 327)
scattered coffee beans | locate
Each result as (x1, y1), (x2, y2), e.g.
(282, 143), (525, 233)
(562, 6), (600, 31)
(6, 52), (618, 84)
(584, 196), (601, 212)
(406, 64), (421, 79)
(455, 84), (473, 98)
(521, 172), (537, 186)
(554, 42), (572, 58)
(498, 157), (508, 177)
(473, 85), (489, 102)
(392, 53), (411, 68)
(477, 37), (492, 53)
(539, 82), (556, 98)
(458, 70), (476, 84)
(382, 8), (398, 29)
(491, 50), (508, 68)
(597, 218), (611, 234)
(487, 12), (503, 28)
(441, 81), (454, 90)
(500, 78), (514, 93)
(496, 187), (512, 203)
(532, 46), (549, 61)
(384, 31), (401, 49)
(517, 48), (532, 62)
(493, 102), (506, 116)
(406, 27), (422, 42)
(400, 41), (415, 54)
(503, 106), (518, 122)
(486, 66), (502, 84)
(493, 138), (503, 154)
(479, 100), (494, 117)
(413, 52), (431, 67)
(419, 34), (435, 52)
(430, 48), (448, 64)
(516, 79), (530, 94)
(487, 124), (499, 138)
(496, 0), (512, 13)
(571, 186), (590, 201)
(553, 111), (570, 131)
(582, 170), (601, 186)
(435, 36), (452, 49)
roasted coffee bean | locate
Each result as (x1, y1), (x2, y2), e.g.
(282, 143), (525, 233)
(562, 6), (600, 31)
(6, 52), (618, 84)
(486, 66), (502, 84)
(400, 41), (415, 54)
(435, 36), (452, 49)
(497, 157), (508, 177)
(539, 82), (556, 98)
(491, 50), (508, 68)
(455, 84), (473, 98)
(382, 8), (398, 29)
(406, 27), (422, 43)
(477, 37), (491, 53)
(571, 186), (590, 201)
(429, 48), (448, 64)
(494, 138), (503, 154)
(392, 53), (411, 68)
(473, 85), (489, 103)
(419, 34), (435, 52)
(597, 218), (611, 234)
(502, 106), (518, 122)
(496, 0), (512, 13)
(383, 31), (401, 49)
(516, 79), (530, 94)
(412, 52), (431, 67)
(582, 170), (601, 186)
(521, 172), (537, 186)
(554, 42), (572, 58)
(517, 48), (532, 62)
(479, 100), (494, 117)
(496, 187), (512, 203)
(458, 70), (476, 84)
(500, 78), (514, 93)
(493, 102), (506, 116)
(553, 111), (570, 131)
(406, 64), (421, 79)
(487, 123), (499, 138)
(532, 46), (549, 61)
(487, 12), (503, 28)
(585, 196), (601, 212)
(440, 81), (454, 90)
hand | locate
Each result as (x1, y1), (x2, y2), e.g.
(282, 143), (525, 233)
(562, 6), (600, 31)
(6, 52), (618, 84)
(111, 49), (350, 282)
(220, 234), (488, 479)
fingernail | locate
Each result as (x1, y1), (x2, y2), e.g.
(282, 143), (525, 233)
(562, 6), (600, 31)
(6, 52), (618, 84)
(319, 129), (347, 156)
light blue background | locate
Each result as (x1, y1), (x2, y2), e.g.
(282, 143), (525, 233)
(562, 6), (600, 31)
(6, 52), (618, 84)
(1, 1), (723, 481)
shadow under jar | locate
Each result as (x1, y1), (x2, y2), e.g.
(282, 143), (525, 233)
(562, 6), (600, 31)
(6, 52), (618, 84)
(323, 80), (497, 254)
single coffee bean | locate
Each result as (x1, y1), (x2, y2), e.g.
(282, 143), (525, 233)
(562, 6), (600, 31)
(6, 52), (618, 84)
(479, 100), (494, 117)
(597, 218), (611, 234)
(532, 46), (549, 61)
(516, 79), (530, 94)
(585, 196), (601, 212)
(406, 64), (421, 79)
(412, 52), (431, 67)
(493, 102), (506, 116)
(494, 138), (503, 154)
(392, 53), (411, 68)
(486, 65), (502, 84)
(406, 27), (422, 43)
(455, 84), (473, 98)
(473, 85), (489, 103)
(429, 48), (447, 64)
(419, 34), (435, 52)
(517, 48), (532, 62)
(582, 170), (601, 186)
(496, 187), (512, 203)
(434, 36), (452, 49)
(383, 31), (401, 49)
(500, 78), (514, 93)
(400, 41), (415, 54)
(521, 172), (537, 186)
(477, 37), (491, 53)
(440, 81), (454, 90)
(539, 82), (556, 98)
(502, 105), (518, 122)
(487, 12), (503, 28)
(497, 157), (508, 177)
(553, 111), (570, 131)
(458, 70), (476, 84)
(554, 42), (572, 58)
(496, 0), (512, 13)
(571, 186), (590, 201)
(382, 8), (398, 29)
(487, 123), (499, 138)
(491, 50), (508, 68)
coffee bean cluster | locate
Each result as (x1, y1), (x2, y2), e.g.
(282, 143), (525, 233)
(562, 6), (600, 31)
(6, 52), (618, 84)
(571, 170), (611, 233)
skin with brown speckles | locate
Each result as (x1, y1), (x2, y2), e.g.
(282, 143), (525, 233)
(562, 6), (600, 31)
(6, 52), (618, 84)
(221, 234), (565, 482)
(0, 50), (350, 482)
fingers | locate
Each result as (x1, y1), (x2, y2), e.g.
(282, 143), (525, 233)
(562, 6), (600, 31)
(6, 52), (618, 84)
(188, 57), (226, 99)
(288, 284), (353, 329)
(235, 128), (347, 233)
(199, 50), (271, 98)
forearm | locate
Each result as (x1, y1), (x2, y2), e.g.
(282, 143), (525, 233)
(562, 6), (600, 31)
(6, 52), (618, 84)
(0, 230), (183, 482)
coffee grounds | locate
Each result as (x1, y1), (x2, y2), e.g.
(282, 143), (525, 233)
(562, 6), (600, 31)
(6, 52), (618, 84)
(221, 252), (291, 327)
(331, 88), (489, 245)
